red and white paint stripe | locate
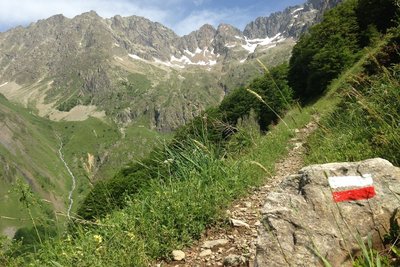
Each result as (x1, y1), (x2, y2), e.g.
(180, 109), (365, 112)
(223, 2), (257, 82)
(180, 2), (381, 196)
(328, 174), (376, 202)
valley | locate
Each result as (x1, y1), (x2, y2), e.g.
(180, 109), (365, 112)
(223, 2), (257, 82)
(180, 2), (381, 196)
(0, 0), (399, 265)
(0, 0), (338, 236)
(0, 94), (166, 236)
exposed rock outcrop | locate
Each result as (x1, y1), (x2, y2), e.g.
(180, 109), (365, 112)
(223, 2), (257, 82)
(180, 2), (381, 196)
(244, 0), (343, 39)
(255, 158), (400, 266)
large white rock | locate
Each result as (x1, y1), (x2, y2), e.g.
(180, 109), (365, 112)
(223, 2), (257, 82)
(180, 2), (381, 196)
(172, 250), (185, 261)
(255, 158), (400, 267)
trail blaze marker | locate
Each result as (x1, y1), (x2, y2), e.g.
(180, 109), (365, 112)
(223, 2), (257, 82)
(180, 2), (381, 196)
(328, 174), (376, 202)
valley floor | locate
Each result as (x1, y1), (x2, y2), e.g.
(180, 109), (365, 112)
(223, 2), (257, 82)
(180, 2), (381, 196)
(159, 118), (319, 266)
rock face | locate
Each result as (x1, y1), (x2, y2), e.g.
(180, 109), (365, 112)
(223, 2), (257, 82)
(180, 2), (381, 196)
(244, 0), (342, 39)
(255, 158), (400, 267)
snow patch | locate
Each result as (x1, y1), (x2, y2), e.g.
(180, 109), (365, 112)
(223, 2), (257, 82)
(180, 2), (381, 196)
(153, 58), (174, 67)
(170, 55), (217, 67)
(240, 58), (247, 63)
(128, 50), (217, 69)
(241, 33), (284, 54)
(208, 60), (217, 66)
(225, 43), (237, 48)
(242, 42), (258, 53)
(171, 55), (192, 64)
(113, 43), (120, 47)
(128, 54), (145, 61)
(0, 82), (9, 88)
(184, 49), (195, 57)
(291, 7), (304, 14)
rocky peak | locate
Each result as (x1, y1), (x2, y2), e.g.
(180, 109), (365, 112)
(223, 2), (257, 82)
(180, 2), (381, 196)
(214, 23), (244, 55)
(197, 24), (217, 39)
(306, 0), (342, 9)
(179, 24), (216, 53)
(76, 10), (101, 20)
(244, 0), (343, 39)
(109, 15), (178, 60)
(39, 14), (67, 24)
(216, 23), (242, 37)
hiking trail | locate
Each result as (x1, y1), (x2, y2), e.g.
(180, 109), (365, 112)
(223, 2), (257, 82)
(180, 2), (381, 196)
(159, 118), (318, 267)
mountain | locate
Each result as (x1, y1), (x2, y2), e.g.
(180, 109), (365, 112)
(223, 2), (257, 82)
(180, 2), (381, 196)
(0, 0), (341, 236)
(244, 0), (343, 39)
(0, 0), (341, 132)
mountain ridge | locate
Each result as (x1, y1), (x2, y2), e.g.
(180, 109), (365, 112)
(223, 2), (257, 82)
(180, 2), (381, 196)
(0, 0), (341, 132)
(0, 0), (342, 239)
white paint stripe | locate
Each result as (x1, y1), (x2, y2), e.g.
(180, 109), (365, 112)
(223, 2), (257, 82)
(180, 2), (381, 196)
(328, 174), (373, 189)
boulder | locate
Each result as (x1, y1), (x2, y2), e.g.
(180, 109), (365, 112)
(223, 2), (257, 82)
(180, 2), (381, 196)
(255, 158), (400, 267)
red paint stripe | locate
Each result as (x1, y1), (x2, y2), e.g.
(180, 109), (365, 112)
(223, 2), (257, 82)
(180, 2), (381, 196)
(332, 186), (376, 202)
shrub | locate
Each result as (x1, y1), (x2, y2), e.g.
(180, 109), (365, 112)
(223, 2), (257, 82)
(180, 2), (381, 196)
(288, 0), (360, 101)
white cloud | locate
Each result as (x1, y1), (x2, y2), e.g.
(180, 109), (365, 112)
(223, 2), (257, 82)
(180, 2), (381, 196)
(0, 0), (272, 35)
(0, 0), (174, 28)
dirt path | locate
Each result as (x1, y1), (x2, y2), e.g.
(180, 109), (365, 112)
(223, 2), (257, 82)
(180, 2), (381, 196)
(159, 119), (318, 267)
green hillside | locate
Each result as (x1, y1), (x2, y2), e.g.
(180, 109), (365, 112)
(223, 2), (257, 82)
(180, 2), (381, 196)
(0, 0), (399, 266)
(0, 94), (166, 238)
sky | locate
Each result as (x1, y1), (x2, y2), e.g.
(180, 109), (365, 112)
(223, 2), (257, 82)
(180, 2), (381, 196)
(0, 0), (306, 36)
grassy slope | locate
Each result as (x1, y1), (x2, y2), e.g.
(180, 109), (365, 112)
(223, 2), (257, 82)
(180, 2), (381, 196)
(1, 81), (340, 266)
(0, 39), (337, 267)
(3, 27), (398, 267)
(0, 95), (68, 233)
(305, 34), (400, 166)
(0, 95), (166, 235)
(0, 41), (292, 237)
(7, 29), (391, 265)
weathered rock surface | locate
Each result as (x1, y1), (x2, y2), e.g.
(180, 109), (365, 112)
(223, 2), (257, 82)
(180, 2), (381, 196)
(244, 0), (342, 39)
(172, 250), (185, 261)
(202, 239), (229, 249)
(199, 249), (212, 257)
(230, 218), (250, 229)
(255, 158), (400, 267)
(223, 254), (247, 266)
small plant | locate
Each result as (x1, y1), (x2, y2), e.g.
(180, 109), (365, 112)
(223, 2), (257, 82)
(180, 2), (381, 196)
(353, 235), (391, 267)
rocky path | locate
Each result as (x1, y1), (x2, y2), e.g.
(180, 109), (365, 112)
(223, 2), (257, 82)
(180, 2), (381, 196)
(159, 119), (318, 267)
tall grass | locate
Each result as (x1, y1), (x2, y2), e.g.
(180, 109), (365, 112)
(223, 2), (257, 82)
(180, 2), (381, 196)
(0, 92), (325, 266)
(306, 32), (400, 266)
(306, 64), (400, 166)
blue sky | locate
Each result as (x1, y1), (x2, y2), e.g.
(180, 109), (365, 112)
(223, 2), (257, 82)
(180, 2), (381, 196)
(0, 0), (305, 35)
